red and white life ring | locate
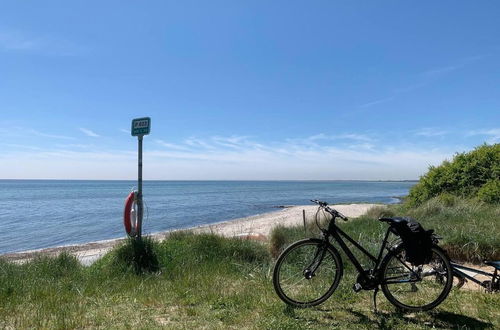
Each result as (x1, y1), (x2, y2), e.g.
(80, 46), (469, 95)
(124, 191), (139, 237)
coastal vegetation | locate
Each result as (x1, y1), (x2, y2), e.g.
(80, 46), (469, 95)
(271, 196), (499, 263)
(1, 231), (499, 329)
(1, 144), (499, 328)
(406, 144), (499, 206)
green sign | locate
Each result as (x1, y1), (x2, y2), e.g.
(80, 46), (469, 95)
(131, 117), (151, 136)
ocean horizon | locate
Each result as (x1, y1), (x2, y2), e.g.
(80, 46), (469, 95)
(0, 180), (416, 254)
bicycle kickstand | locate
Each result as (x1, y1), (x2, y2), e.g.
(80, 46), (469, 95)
(372, 286), (379, 313)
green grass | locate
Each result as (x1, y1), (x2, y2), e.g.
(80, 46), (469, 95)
(271, 197), (499, 263)
(1, 220), (499, 329)
(109, 236), (160, 274)
(396, 197), (499, 262)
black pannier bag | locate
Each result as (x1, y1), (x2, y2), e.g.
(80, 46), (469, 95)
(391, 217), (434, 266)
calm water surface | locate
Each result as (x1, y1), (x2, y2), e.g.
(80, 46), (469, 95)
(0, 180), (415, 254)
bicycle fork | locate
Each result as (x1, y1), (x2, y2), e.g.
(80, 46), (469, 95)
(303, 243), (328, 279)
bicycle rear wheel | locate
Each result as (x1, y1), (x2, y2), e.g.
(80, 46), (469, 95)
(381, 245), (453, 311)
(273, 238), (343, 307)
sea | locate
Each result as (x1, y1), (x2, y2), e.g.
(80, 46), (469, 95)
(0, 180), (416, 254)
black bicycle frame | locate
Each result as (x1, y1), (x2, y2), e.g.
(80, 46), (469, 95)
(326, 220), (393, 275)
(451, 262), (498, 289)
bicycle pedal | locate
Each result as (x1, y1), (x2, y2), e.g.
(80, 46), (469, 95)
(353, 283), (362, 293)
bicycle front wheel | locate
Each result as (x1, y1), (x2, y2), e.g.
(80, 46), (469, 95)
(273, 238), (343, 307)
(381, 245), (453, 311)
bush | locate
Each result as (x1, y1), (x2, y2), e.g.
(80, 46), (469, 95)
(111, 237), (160, 274)
(477, 179), (500, 204)
(437, 192), (457, 207)
(407, 144), (500, 206)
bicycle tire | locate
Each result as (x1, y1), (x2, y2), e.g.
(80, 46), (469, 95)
(273, 238), (343, 307)
(380, 245), (453, 311)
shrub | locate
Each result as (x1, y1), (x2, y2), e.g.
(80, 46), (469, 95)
(477, 179), (500, 204)
(407, 144), (500, 206)
(111, 237), (160, 274)
(437, 192), (457, 207)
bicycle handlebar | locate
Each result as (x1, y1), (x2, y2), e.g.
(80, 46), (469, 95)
(310, 199), (348, 221)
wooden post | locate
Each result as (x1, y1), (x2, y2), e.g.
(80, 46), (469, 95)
(303, 209), (306, 233)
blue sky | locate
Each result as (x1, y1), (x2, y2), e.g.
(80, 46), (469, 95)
(0, 1), (499, 180)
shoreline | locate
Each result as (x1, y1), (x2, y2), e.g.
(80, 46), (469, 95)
(1, 203), (381, 265)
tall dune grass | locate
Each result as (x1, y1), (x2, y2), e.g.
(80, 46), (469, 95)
(1, 228), (499, 328)
(270, 197), (499, 263)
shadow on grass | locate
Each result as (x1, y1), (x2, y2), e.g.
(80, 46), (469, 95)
(430, 311), (493, 329)
(282, 305), (341, 327)
(281, 306), (493, 329)
(361, 309), (491, 329)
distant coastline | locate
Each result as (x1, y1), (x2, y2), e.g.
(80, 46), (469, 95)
(1, 203), (380, 265)
(0, 180), (415, 254)
(0, 179), (419, 182)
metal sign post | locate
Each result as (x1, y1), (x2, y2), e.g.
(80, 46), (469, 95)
(137, 135), (143, 238)
(131, 117), (151, 239)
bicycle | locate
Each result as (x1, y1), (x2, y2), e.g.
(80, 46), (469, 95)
(272, 200), (454, 312)
(452, 261), (499, 292)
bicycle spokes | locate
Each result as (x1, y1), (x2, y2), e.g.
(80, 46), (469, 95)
(382, 248), (452, 309)
(273, 240), (342, 307)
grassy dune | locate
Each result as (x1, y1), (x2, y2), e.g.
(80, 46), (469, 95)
(1, 218), (499, 329)
(4, 145), (498, 328)
(272, 197), (499, 263)
(396, 197), (499, 262)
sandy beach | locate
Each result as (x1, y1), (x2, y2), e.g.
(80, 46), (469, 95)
(1, 203), (380, 265)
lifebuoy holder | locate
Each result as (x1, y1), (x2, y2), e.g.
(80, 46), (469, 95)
(124, 190), (141, 237)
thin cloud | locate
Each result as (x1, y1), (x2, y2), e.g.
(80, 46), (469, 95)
(347, 143), (375, 150)
(29, 129), (75, 140)
(421, 54), (488, 78)
(79, 128), (100, 137)
(0, 133), (456, 180)
(414, 128), (448, 137)
(302, 133), (374, 143)
(2, 143), (43, 151)
(360, 54), (488, 109)
(211, 136), (252, 149)
(467, 128), (500, 144)
(0, 127), (75, 140)
(158, 136), (262, 152)
(359, 97), (394, 108)
(55, 143), (94, 149)
(0, 31), (40, 51)
(0, 29), (86, 56)
(421, 65), (461, 78)
(336, 134), (374, 142)
(150, 134), (384, 164)
(185, 137), (216, 150)
(155, 139), (190, 151)
(392, 82), (428, 94)
(120, 128), (130, 134)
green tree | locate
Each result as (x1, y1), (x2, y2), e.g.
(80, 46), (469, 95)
(407, 144), (500, 206)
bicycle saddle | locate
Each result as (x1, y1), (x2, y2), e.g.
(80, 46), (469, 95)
(484, 261), (500, 270)
(378, 216), (413, 224)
